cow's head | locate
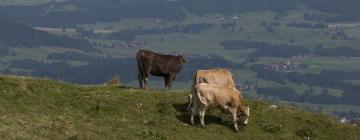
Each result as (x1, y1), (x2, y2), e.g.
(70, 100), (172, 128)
(238, 105), (250, 125)
(177, 55), (186, 64)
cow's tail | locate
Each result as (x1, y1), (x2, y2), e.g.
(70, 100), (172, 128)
(188, 71), (199, 113)
(136, 50), (144, 79)
(195, 84), (208, 107)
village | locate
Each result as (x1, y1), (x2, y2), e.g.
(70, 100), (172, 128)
(264, 55), (307, 72)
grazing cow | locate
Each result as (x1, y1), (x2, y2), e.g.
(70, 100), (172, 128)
(190, 83), (249, 132)
(188, 69), (237, 112)
(136, 49), (186, 92)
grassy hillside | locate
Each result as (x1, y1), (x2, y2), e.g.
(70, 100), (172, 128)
(0, 76), (359, 139)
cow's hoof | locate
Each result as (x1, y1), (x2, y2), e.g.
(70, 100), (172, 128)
(190, 122), (194, 126)
(201, 125), (206, 128)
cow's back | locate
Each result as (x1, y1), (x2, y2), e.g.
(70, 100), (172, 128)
(137, 49), (157, 65)
(192, 69), (236, 90)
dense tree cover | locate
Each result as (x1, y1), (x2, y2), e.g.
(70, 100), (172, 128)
(251, 64), (360, 105)
(47, 51), (93, 61)
(287, 21), (326, 29)
(5, 55), (241, 84)
(313, 45), (360, 57)
(0, 19), (93, 50)
(110, 23), (212, 41)
(221, 40), (310, 60)
(304, 0), (360, 22)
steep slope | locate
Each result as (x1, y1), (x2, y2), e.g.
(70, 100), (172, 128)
(0, 76), (359, 139)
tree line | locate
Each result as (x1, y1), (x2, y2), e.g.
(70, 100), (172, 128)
(108, 23), (213, 41)
(313, 45), (360, 57)
(5, 54), (241, 84)
(220, 40), (310, 61)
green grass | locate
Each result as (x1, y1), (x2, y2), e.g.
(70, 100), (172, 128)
(0, 76), (359, 139)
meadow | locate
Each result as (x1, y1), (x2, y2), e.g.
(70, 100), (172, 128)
(0, 76), (359, 139)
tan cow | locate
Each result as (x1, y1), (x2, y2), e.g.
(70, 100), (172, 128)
(188, 69), (237, 112)
(190, 83), (249, 132)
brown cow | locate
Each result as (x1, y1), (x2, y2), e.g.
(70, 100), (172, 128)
(188, 69), (237, 112)
(190, 83), (249, 132)
(136, 49), (186, 92)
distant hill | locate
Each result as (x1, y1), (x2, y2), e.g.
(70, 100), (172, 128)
(1, 0), (359, 27)
(0, 19), (92, 51)
(0, 76), (359, 139)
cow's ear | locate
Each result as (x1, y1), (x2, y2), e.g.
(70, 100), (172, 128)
(178, 55), (186, 63)
(182, 57), (186, 63)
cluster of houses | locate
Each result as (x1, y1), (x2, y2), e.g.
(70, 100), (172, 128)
(237, 80), (257, 91)
(321, 25), (351, 40)
(111, 41), (146, 48)
(264, 56), (306, 72)
(217, 15), (240, 21)
(339, 117), (360, 127)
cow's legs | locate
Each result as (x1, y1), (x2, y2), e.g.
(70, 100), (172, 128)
(144, 77), (149, 90)
(190, 99), (197, 126)
(228, 108), (239, 132)
(240, 106), (250, 125)
(138, 73), (143, 88)
(144, 67), (151, 90)
(164, 74), (176, 92)
(164, 75), (171, 92)
(187, 94), (193, 114)
(199, 106), (206, 128)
